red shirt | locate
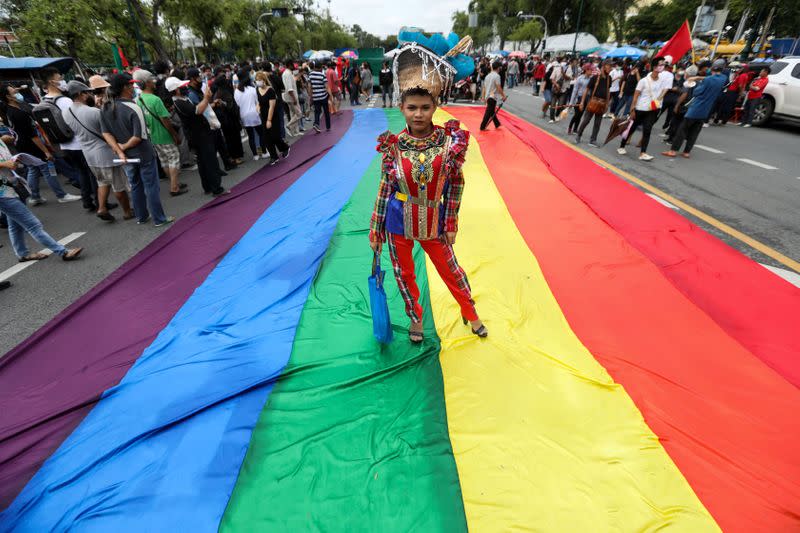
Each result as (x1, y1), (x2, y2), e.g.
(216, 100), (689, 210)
(534, 63), (546, 80)
(747, 76), (768, 100)
(326, 68), (339, 93)
(728, 72), (752, 92)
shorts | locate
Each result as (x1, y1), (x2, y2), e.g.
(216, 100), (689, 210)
(543, 89), (553, 103)
(90, 166), (130, 192)
(154, 143), (181, 170)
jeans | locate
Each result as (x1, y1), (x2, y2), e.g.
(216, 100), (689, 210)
(507, 74), (516, 88)
(123, 157), (168, 224)
(670, 117), (704, 154)
(381, 84), (393, 106)
(62, 149), (97, 207)
(480, 98), (501, 130)
(25, 163), (67, 200)
(349, 82), (359, 105)
(615, 94), (633, 116)
(244, 126), (262, 157)
(313, 98), (331, 130)
(0, 196), (66, 258)
(620, 110), (657, 153)
(742, 98), (761, 125)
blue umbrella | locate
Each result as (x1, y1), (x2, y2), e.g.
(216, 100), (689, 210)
(368, 251), (393, 344)
(302, 50), (314, 59)
(603, 46), (648, 59)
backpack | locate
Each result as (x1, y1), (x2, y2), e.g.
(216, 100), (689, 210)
(32, 96), (74, 143)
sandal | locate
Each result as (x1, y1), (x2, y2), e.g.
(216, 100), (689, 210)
(409, 323), (424, 344)
(18, 252), (48, 262)
(170, 189), (188, 197)
(463, 317), (489, 338)
(62, 247), (83, 261)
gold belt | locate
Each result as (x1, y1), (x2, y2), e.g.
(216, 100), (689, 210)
(395, 192), (439, 209)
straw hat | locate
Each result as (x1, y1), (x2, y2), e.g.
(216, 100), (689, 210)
(393, 42), (457, 99)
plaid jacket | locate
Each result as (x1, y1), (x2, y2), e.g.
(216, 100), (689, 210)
(369, 120), (469, 243)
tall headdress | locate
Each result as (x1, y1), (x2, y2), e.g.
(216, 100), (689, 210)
(392, 30), (474, 102)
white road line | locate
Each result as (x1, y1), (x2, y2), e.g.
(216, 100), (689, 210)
(694, 144), (725, 154)
(736, 158), (778, 170)
(0, 232), (86, 283)
(760, 263), (800, 288)
(645, 193), (680, 210)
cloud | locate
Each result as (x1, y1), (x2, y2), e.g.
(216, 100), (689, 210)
(328, 0), (470, 38)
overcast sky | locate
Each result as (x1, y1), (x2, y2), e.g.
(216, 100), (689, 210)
(326, 0), (470, 38)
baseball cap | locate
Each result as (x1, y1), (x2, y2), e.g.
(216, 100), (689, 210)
(132, 69), (156, 85)
(88, 75), (111, 89)
(109, 73), (135, 94)
(66, 80), (92, 98)
(164, 76), (190, 93)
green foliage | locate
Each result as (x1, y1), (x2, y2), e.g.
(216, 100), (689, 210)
(625, 0), (700, 42)
(508, 19), (542, 43)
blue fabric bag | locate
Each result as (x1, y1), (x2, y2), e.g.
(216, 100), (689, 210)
(368, 250), (393, 344)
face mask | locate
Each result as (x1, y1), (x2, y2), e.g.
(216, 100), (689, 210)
(655, 65), (665, 73)
(256, 80), (265, 88)
(57, 80), (68, 92)
(250, 72), (256, 81)
(14, 92), (24, 102)
(677, 70), (685, 76)
(133, 86), (142, 98)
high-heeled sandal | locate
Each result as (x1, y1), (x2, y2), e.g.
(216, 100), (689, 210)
(463, 317), (489, 338)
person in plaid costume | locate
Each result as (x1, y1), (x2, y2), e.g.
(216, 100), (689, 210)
(369, 86), (487, 343)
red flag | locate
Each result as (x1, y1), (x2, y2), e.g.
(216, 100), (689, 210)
(658, 20), (692, 62)
(118, 46), (130, 68)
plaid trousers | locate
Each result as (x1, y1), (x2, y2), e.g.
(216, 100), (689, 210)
(386, 232), (477, 323)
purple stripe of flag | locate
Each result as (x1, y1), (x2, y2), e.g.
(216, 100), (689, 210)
(0, 111), (354, 508)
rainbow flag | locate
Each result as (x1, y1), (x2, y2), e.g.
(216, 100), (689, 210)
(1, 108), (798, 532)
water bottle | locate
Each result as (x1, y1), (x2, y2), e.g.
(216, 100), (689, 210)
(47, 161), (57, 178)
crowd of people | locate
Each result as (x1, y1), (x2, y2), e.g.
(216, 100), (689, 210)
(465, 53), (771, 162)
(0, 57), (359, 291)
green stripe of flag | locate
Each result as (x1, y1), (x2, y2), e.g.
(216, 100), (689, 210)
(220, 108), (467, 532)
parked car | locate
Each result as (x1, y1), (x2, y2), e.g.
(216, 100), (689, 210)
(751, 56), (800, 126)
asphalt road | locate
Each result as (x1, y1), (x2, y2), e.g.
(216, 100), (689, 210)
(2, 92), (798, 355)
(0, 131), (302, 355)
(475, 85), (800, 275)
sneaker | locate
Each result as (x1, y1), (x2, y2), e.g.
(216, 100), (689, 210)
(573, 136), (581, 144)
(137, 215), (151, 225)
(253, 154), (261, 161)
(57, 193), (82, 203)
(639, 153), (654, 161)
(154, 216), (175, 228)
(742, 124), (751, 128)
(213, 189), (231, 197)
(659, 132), (667, 137)
(181, 164), (198, 171)
(27, 197), (46, 206)
(588, 141), (598, 148)
(548, 119), (555, 123)
(617, 147), (627, 155)
(313, 125), (321, 133)
(280, 147), (290, 159)
(268, 158), (279, 166)
(702, 123), (709, 128)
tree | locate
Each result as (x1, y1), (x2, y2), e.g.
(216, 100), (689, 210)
(606, 0), (636, 42)
(508, 19), (542, 50)
(350, 24), (381, 49)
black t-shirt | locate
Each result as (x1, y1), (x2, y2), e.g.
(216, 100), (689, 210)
(6, 105), (45, 159)
(173, 97), (213, 144)
(269, 73), (284, 104)
(544, 67), (553, 91)
(622, 72), (638, 96)
(586, 75), (611, 100)
(257, 87), (278, 127)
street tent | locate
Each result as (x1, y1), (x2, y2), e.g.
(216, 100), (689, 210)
(541, 33), (600, 54)
(603, 46), (647, 59)
(0, 56), (74, 81)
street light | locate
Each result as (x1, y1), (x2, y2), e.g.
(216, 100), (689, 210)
(257, 12), (273, 60)
(517, 12), (548, 53)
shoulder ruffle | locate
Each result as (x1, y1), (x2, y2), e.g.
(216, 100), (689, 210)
(444, 120), (470, 170)
(376, 130), (398, 155)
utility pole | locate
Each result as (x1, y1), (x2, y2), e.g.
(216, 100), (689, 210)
(572, 0), (585, 56)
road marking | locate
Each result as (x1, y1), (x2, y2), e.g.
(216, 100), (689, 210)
(760, 263), (800, 288)
(646, 193), (680, 210)
(694, 144), (725, 154)
(445, 102), (483, 108)
(736, 158), (778, 170)
(532, 124), (800, 274)
(0, 232), (86, 283)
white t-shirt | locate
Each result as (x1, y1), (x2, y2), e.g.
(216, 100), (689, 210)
(634, 74), (666, 111)
(484, 71), (502, 100)
(53, 95), (82, 151)
(658, 70), (675, 98)
(233, 86), (261, 127)
(610, 68), (623, 92)
(282, 68), (298, 103)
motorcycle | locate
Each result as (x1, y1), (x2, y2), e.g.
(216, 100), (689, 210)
(450, 79), (474, 102)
